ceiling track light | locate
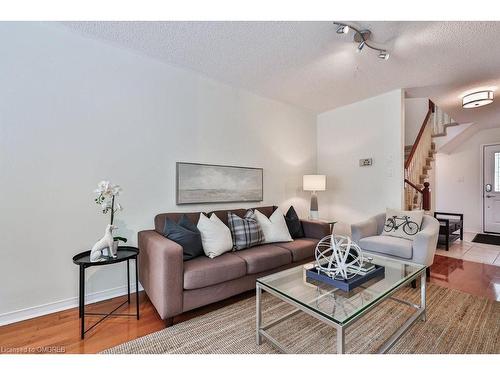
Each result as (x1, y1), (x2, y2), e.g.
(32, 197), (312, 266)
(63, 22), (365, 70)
(356, 41), (365, 52)
(333, 22), (390, 60)
(336, 25), (350, 34)
(378, 50), (389, 60)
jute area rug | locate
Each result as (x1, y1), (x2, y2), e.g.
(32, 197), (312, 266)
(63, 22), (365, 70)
(103, 284), (499, 354)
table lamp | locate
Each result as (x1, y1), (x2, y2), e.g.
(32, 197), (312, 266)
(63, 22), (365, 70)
(303, 175), (326, 219)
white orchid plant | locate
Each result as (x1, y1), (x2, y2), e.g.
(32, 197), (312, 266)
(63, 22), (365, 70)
(94, 180), (127, 244)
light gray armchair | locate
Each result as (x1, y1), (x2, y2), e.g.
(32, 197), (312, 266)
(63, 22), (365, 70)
(351, 213), (440, 266)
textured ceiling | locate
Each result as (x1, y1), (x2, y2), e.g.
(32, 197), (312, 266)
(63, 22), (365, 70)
(62, 21), (500, 128)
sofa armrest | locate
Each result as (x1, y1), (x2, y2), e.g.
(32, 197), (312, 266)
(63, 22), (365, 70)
(138, 230), (184, 320)
(351, 217), (378, 243)
(412, 216), (440, 266)
(300, 220), (331, 239)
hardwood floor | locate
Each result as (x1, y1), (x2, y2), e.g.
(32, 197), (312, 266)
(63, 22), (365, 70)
(0, 290), (254, 354)
(0, 255), (498, 354)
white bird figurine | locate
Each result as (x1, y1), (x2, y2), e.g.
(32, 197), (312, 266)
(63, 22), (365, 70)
(90, 224), (118, 262)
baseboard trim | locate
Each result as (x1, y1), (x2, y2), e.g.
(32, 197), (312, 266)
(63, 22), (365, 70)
(0, 283), (144, 327)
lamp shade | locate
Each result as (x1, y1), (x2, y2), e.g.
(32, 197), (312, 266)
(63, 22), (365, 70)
(303, 175), (326, 191)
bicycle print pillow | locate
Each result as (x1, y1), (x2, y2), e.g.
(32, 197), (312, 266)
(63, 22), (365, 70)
(382, 208), (424, 240)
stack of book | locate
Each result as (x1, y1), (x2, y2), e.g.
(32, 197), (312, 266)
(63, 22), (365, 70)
(347, 261), (375, 275)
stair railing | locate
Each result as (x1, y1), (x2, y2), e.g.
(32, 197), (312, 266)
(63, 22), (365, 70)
(404, 100), (433, 211)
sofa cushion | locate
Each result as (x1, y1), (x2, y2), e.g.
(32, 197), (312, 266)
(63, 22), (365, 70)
(275, 238), (319, 262)
(197, 213), (233, 258)
(155, 212), (202, 233)
(227, 210), (265, 250)
(163, 215), (203, 261)
(285, 206), (305, 239)
(255, 208), (293, 244)
(382, 208), (423, 240)
(233, 244), (292, 274)
(359, 235), (413, 259)
(183, 253), (247, 290)
(208, 206), (276, 226)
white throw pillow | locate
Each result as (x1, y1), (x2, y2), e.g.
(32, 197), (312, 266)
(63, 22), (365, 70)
(196, 213), (233, 258)
(254, 208), (293, 244)
(382, 208), (424, 240)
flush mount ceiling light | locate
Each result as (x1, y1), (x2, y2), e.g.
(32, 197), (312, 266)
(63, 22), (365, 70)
(333, 22), (390, 60)
(462, 90), (494, 109)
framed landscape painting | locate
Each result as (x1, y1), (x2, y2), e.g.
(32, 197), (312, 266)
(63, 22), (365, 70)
(176, 162), (264, 204)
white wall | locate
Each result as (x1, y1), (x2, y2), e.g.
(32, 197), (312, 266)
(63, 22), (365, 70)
(0, 23), (317, 322)
(404, 98), (428, 146)
(317, 89), (405, 233)
(435, 127), (500, 233)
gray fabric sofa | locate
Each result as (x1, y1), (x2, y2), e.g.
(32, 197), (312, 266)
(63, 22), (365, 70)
(351, 213), (440, 266)
(138, 206), (330, 326)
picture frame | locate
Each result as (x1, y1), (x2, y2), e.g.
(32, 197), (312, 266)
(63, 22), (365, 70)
(176, 162), (264, 205)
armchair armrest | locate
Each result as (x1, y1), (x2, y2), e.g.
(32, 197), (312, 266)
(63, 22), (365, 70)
(412, 216), (440, 266)
(351, 217), (379, 243)
(138, 230), (184, 320)
(300, 220), (331, 239)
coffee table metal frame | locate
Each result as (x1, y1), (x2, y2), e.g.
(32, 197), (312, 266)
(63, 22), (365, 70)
(256, 265), (426, 354)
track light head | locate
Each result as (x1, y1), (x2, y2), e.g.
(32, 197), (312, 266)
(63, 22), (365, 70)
(336, 25), (350, 34)
(378, 50), (390, 60)
(356, 41), (365, 53)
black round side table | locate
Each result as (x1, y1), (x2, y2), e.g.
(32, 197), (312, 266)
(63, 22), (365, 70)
(72, 246), (139, 339)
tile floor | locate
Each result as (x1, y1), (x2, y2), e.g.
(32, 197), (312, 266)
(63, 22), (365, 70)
(436, 231), (500, 266)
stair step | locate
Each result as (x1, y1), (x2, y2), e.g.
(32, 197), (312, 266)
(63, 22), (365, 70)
(423, 165), (432, 171)
(426, 157), (434, 162)
(432, 132), (446, 138)
(431, 122), (461, 138)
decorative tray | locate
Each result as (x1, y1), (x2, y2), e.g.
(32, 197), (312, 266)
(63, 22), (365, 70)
(305, 265), (385, 292)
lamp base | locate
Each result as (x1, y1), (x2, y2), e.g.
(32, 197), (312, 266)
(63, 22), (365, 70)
(309, 210), (319, 220)
(310, 192), (319, 219)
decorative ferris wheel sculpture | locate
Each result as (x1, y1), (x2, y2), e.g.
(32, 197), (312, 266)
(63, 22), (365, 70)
(314, 234), (365, 280)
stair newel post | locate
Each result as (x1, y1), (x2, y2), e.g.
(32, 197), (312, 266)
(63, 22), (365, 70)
(422, 182), (431, 211)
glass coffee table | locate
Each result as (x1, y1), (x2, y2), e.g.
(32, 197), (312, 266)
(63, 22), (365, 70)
(256, 255), (426, 354)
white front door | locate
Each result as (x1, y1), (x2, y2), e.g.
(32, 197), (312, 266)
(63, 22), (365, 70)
(483, 144), (500, 233)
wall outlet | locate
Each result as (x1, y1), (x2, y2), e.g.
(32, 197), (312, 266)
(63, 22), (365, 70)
(359, 158), (373, 167)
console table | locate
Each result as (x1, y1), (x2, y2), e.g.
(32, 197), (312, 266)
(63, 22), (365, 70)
(434, 212), (463, 251)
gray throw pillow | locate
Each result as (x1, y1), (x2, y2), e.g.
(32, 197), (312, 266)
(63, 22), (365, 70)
(227, 210), (265, 250)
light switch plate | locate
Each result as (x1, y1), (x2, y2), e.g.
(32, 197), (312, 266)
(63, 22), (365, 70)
(359, 158), (373, 167)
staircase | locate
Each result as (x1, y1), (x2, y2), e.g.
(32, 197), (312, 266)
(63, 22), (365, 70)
(404, 143), (435, 210)
(404, 101), (455, 211)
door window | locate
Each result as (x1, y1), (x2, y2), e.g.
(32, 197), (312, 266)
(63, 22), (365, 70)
(495, 152), (500, 192)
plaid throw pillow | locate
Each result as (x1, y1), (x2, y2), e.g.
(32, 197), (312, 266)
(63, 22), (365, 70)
(227, 210), (265, 250)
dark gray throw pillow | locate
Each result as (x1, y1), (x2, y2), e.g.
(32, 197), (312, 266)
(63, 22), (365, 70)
(163, 214), (204, 261)
(285, 206), (304, 238)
